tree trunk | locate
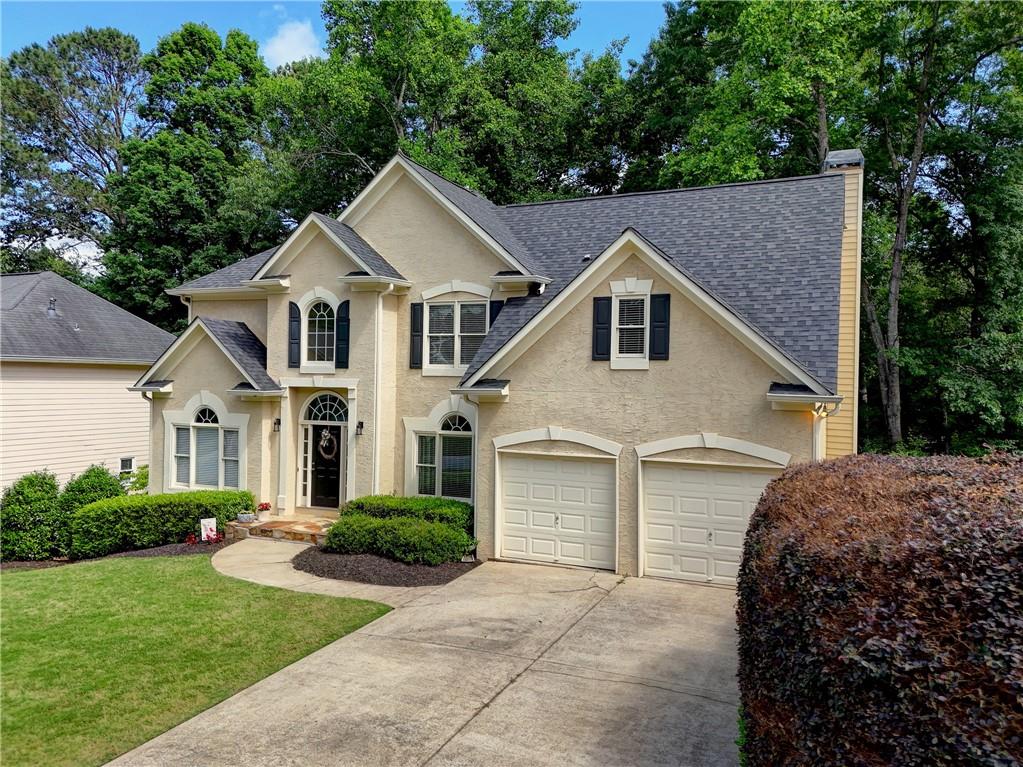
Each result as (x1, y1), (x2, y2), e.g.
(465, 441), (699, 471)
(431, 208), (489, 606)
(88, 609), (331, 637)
(813, 81), (829, 167)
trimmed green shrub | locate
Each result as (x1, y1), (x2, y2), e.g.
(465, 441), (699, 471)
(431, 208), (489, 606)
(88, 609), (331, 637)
(1, 471), (61, 561)
(69, 490), (255, 559)
(58, 466), (125, 556)
(342, 495), (473, 531)
(124, 464), (149, 494)
(324, 513), (476, 566)
(737, 453), (1023, 766)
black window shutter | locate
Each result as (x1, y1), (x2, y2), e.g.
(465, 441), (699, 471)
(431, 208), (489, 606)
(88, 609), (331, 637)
(592, 296), (611, 360)
(649, 294), (670, 360)
(410, 303), (423, 369)
(288, 301), (300, 368)
(489, 299), (504, 326)
(335, 300), (350, 369)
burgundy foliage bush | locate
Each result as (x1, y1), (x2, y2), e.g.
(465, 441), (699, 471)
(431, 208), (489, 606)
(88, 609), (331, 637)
(737, 453), (1022, 766)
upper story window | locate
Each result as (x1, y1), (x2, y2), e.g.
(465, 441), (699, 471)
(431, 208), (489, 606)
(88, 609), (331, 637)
(426, 301), (488, 370)
(609, 277), (653, 370)
(306, 301), (335, 363)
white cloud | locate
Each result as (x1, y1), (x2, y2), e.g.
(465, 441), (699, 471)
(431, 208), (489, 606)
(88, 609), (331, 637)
(262, 20), (324, 69)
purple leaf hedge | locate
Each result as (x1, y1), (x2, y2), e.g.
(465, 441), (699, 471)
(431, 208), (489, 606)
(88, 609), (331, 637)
(737, 453), (1022, 766)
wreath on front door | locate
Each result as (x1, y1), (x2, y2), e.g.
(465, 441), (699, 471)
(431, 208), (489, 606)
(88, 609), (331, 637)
(318, 430), (338, 461)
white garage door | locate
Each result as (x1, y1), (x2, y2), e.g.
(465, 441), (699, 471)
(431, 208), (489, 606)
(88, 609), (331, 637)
(500, 453), (616, 570)
(642, 462), (779, 585)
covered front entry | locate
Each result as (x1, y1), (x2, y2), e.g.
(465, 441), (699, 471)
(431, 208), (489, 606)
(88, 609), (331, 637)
(300, 392), (347, 510)
(499, 453), (616, 570)
(641, 462), (779, 585)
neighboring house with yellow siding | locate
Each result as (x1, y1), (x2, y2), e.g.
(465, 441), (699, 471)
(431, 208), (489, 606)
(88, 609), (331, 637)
(0, 271), (174, 488)
(133, 150), (863, 583)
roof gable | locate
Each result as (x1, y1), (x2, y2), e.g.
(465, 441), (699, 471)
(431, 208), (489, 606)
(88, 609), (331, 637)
(463, 229), (831, 395)
(137, 318), (278, 391)
(339, 154), (548, 280)
(0, 271), (174, 363)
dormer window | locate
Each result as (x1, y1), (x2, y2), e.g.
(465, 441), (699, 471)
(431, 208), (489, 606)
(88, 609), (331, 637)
(306, 301), (335, 363)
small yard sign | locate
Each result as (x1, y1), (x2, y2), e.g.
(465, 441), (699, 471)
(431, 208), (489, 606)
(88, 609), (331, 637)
(200, 518), (218, 542)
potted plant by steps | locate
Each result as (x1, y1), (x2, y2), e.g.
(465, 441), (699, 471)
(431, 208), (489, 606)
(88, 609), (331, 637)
(237, 508), (259, 524)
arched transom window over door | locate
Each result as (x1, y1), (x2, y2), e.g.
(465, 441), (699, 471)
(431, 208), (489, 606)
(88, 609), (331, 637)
(416, 414), (473, 499)
(306, 301), (335, 363)
(305, 393), (348, 423)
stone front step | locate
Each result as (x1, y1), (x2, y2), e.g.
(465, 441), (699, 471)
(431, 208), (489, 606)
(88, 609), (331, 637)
(226, 517), (334, 547)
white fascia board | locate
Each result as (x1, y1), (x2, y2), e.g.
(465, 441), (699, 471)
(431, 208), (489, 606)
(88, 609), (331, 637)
(465, 230), (830, 395)
(240, 276), (290, 292)
(767, 391), (843, 411)
(338, 275), (411, 293)
(450, 383), (510, 402)
(128, 381), (173, 394)
(340, 156), (535, 278)
(166, 286), (262, 297)
(194, 318), (260, 390)
(3, 356), (153, 367)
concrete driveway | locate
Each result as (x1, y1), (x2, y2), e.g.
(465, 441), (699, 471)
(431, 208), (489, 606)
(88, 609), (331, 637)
(110, 562), (739, 767)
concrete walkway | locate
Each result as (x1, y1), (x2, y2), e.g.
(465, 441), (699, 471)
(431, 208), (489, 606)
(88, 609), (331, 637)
(111, 560), (740, 767)
(212, 538), (439, 607)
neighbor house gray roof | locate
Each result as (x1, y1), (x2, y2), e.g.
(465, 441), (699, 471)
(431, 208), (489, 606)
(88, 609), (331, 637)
(199, 318), (279, 391)
(459, 172), (846, 392)
(1, 271), (174, 363)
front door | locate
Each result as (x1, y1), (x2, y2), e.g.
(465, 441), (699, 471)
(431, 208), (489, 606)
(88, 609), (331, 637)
(310, 424), (343, 508)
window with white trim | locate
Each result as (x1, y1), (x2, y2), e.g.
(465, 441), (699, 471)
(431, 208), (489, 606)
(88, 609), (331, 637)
(610, 278), (652, 370)
(426, 301), (488, 370)
(306, 301), (335, 363)
(415, 414), (473, 499)
(119, 457), (136, 474)
(173, 408), (241, 489)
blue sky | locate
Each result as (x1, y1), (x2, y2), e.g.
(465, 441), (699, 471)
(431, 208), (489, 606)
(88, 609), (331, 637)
(2, 1), (669, 69)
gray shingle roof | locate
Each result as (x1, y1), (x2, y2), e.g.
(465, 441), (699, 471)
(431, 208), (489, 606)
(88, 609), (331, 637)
(200, 318), (279, 391)
(399, 154), (549, 279)
(309, 213), (405, 280)
(175, 248), (279, 291)
(1, 271), (174, 363)
(460, 173), (846, 392)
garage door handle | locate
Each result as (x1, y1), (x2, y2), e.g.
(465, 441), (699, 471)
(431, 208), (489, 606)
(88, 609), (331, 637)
(555, 513), (560, 529)
(707, 530), (713, 542)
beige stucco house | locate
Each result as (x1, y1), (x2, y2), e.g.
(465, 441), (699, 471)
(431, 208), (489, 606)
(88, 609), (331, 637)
(1, 271), (174, 487)
(133, 149), (863, 583)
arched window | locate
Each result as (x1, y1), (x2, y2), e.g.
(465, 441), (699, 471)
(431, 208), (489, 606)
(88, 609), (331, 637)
(173, 407), (239, 489)
(441, 414), (471, 432)
(416, 413), (473, 499)
(306, 301), (335, 363)
(305, 393), (348, 423)
(194, 407), (218, 424)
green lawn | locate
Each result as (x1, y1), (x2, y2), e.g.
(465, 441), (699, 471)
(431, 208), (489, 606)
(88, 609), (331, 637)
(1, 554), (389, 767)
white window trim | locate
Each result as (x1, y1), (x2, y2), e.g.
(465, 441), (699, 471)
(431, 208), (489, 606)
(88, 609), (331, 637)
(297, 287), (340, 374)
(297, 390), (349, 508)
(403, 396), (478, 502)
(610, 278), (652, 370)
(423, 298), (489, 377)
(413, 427), (474, 500)
(163, 391), (248, 492)
(119, 456), (136, 474)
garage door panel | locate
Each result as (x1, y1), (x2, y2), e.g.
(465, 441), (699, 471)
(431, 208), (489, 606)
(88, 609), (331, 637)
(501, 453), (616, 570)
(642, 461), (779, 585)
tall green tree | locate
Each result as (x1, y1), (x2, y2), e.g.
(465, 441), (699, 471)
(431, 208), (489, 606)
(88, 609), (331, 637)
(99, 24), (281, 329)
(1, 27), (152, 268)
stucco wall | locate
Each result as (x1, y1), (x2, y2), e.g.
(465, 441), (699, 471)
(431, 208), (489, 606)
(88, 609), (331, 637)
(352, 171), (520, 496)
(0, 361), (152, 487)
(260, 230), (379, 506)
(148, 335), (267, 496)
(190, 297), (268, 345)
(474, 254), (814, 574)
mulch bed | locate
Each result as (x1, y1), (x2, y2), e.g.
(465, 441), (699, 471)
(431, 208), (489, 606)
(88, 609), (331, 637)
(292, 547), (480, 587)
(1, 539), (237, 570)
